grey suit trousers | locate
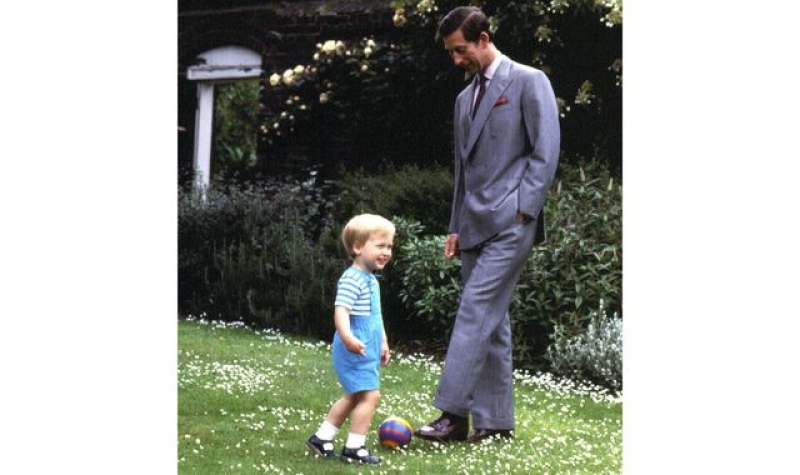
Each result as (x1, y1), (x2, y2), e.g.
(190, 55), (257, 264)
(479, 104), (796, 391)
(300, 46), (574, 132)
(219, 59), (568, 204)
(433, 218), (536, 430)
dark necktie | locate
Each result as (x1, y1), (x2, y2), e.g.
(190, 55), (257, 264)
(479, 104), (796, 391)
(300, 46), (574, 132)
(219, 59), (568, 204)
(472, 74), (487, 119)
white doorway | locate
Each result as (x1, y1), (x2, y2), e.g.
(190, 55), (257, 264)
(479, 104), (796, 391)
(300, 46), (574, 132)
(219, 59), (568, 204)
(186, 46), (262, 192)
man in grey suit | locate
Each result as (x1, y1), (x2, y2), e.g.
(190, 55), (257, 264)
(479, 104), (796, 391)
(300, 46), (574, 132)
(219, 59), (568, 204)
(414, 6), (560, 444)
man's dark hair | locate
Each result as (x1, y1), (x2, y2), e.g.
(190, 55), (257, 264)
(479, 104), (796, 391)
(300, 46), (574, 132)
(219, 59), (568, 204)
(435, 6), (491, 43)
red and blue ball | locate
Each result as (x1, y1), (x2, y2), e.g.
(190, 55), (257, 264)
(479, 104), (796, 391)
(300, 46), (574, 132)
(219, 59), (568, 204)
(378, 416), (413, 449)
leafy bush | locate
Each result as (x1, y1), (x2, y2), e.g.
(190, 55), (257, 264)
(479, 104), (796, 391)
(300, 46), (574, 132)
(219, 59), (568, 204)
(510, 159), (622, 367)
(213, 81), (260, 179)
(178, 165), (453, 341)
(178, 182), (278, 315)
(545, 300), (622, 390)
(331, 164), (453, 235)
(178, 174), (345, 339)
(393, 219), (461, 340)
(387, 160), (621, 375)
(178, 161), (621, 383)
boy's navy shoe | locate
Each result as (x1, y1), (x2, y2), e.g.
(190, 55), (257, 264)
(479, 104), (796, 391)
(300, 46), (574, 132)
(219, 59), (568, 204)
(340, 446), (381, 465)
(306, 435), (336, 459)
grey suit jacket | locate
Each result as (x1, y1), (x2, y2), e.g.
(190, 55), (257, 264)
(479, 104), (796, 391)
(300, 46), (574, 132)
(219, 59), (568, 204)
(448, 56), (560, 250)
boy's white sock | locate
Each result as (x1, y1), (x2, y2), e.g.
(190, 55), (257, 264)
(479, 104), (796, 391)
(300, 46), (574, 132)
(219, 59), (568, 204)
(345, 433), (366, 449)
(315, 420), (339, 441)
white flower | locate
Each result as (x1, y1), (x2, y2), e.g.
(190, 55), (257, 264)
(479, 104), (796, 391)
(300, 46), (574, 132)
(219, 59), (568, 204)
(282, 69), (295, 86)
(269, 73), (281, 86)
(416, 0), (436, 14)
(361, 64), (369, 72)
(393, 9), (407, 27)
(319, 92), (329, 104)
(293, 65), (305, 75)
(321, 40), (336, 54)
(367, 39), (376, 48)
(364, 46), (373, 58)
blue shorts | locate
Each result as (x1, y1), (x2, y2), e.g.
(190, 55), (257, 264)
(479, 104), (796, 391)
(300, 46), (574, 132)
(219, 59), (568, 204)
(332, 316), (382, 394)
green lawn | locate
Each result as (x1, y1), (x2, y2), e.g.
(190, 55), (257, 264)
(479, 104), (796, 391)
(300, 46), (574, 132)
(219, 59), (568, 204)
(178, 318), (622, 474)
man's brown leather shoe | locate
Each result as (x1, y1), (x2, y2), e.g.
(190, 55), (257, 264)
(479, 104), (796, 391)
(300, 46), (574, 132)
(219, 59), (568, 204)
(467, 428), (514, 443)
(413, 414), (469, 442)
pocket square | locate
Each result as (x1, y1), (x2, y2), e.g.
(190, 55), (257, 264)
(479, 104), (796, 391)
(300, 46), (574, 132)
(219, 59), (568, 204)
(494, 96), (509, 107)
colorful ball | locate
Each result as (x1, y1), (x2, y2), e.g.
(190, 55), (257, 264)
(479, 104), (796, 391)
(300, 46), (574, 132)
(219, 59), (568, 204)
(378, 416), (413, 449)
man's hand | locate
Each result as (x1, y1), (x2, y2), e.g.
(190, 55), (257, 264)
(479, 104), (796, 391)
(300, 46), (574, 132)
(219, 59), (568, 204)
(444, 233), (460, 259)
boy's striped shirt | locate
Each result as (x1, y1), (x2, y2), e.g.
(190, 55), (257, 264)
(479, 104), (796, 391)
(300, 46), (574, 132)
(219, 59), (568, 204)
(334, 267), (373, 317)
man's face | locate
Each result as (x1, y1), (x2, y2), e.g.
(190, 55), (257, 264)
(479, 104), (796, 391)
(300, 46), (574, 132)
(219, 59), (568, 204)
(443, 29), (488, 76)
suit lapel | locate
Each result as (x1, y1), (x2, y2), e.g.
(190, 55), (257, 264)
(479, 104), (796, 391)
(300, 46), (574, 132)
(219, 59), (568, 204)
(462, 58), (513, 160)
(455, 80), (476, 161)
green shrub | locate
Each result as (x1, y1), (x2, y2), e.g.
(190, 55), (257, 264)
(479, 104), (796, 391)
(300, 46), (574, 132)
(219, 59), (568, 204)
(178, 182), (279, 317)
(392, 218), (461, 341)
(213, 81), (260, 179)
(387, 160), (622, 378)
(331, 164), (453, 235)
(510, 159), (622, 368)
(178, 161), (621, 386)
(178, 175), (345, 339)
(545, 300), (622, 390)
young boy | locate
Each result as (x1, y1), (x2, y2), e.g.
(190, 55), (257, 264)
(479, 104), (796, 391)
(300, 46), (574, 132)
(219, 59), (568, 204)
(306, 214), (395, 465)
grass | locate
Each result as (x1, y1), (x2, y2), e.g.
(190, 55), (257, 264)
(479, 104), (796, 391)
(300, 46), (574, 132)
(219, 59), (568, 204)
(178, 318), (622, 474)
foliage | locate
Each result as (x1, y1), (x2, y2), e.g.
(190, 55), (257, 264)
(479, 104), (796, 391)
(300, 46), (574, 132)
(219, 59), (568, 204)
(212, 81), (260, 179)
(392, 218), (461, 340)
(178, 173), (344, 339)
(545, 299), (622, 390)
(330, 163), (454, 235)
(475, 0), (623, 172)
(254, 0), (622, 176)
(179, 318), (622, 474)
(316, 163), (455, 340)
(387, 160), (621, 377)
(510, 158), (622, 368)
(178, 160), (621, 381)
(257, 38), (457, 175)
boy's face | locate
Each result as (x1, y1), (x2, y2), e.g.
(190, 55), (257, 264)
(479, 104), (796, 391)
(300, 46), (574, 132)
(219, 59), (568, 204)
(353, 232), (394, 273)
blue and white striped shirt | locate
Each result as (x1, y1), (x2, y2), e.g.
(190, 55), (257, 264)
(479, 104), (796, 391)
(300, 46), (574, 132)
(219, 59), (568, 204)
(334, 267), (373, 317)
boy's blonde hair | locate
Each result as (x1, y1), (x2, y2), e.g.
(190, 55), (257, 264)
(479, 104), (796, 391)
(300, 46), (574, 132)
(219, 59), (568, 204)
(341, 214), (396, 259)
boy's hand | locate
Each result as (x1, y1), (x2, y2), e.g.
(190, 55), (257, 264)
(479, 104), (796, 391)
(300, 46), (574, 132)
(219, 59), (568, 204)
(344, 336), (366, 356)
(380, 342), (391, 366)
